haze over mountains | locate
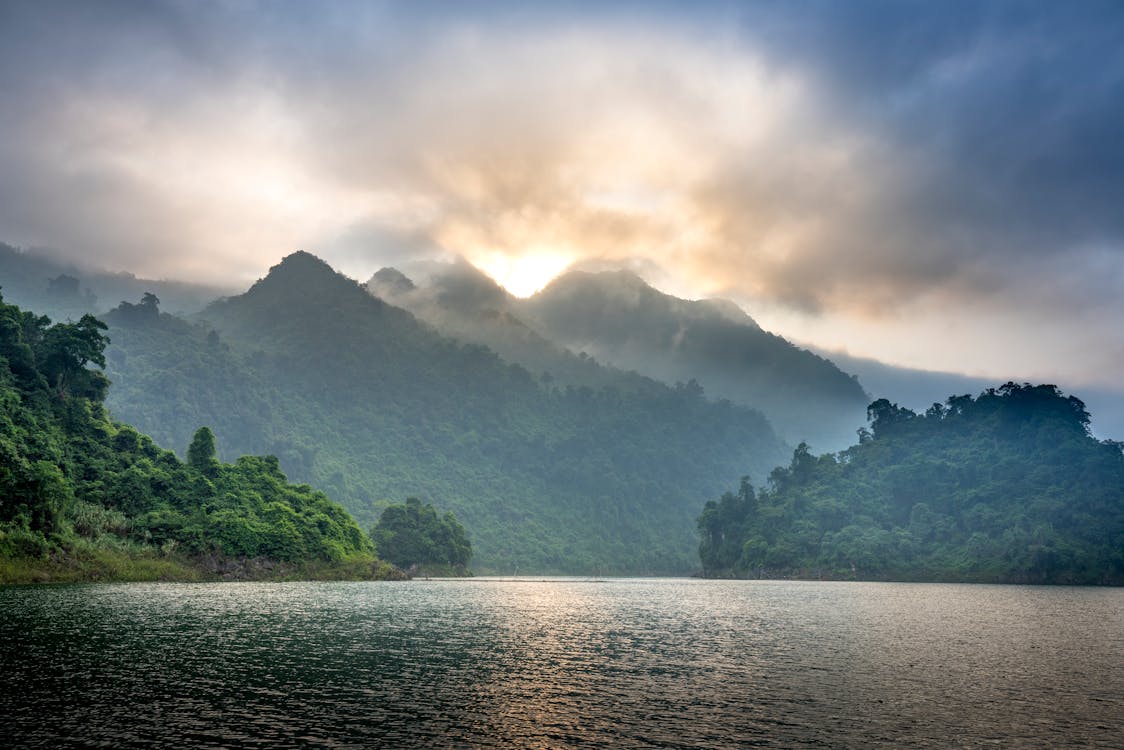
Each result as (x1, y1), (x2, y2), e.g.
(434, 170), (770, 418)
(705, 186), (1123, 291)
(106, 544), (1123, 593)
(521, 270), (869, 450)
(369, 259), (869, 450)
(97, 251), (791, 573)
(7, 240), (1124, 444)
(0, 242), (233, 321)
(5, 241), (1124, 572)
(8, 240), (1124, 442)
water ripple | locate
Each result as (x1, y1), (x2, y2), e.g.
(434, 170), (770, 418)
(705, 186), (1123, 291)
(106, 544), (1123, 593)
(1, 579), (1121, 748)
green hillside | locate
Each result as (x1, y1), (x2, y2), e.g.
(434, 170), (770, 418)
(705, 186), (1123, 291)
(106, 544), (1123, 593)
(370, 261), (869, 451)
(698, 384), (1124, 583)
(103, 252), (790, 574)
(518, 269), (869, 450)
(0, 291), (390, 583)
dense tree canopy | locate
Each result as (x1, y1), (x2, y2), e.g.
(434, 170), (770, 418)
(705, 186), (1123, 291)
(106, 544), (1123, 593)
(699, 384), (1124, 584)
(0, 292), (379, 577)
(371, 498), (471, 573)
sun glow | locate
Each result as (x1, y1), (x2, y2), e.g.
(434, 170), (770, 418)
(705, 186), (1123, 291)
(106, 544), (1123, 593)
(472, 250), (574, 297)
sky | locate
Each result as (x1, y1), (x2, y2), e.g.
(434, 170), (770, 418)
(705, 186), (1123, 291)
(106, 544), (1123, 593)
(2, 0), (1124, 391)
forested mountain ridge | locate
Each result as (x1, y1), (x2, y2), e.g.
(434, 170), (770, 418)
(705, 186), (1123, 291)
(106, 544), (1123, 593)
(698, 383), (1124, 584)
(102, 295), (282, 463)
(368, 260), (870, 450)
(0, 292), (391, 583)
(810, 344), (1124, 442)
(519, 269), (870, 450)
(103, 251), (790, 573)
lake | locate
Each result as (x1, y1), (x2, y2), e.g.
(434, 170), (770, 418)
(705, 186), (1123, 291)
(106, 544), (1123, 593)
(1, 579), (1121, 748)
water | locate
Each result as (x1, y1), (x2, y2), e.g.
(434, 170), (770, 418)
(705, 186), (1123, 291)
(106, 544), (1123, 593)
(1, 579), (1121, 748)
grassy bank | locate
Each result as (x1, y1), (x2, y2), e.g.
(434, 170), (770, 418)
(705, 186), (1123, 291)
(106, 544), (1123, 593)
(0, 542), (408, 584)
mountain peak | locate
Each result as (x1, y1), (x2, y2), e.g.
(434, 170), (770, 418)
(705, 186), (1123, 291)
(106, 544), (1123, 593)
(250, 251), (360, 294)
(369, 267), (417, 297)
(214, 251), (372, 316)
(431, 260), (510, 312)
(535, 269), (659, 308)
(538, 270), (758, 327)
(267, 250), (338, 279)
(384, 258), (512, 313)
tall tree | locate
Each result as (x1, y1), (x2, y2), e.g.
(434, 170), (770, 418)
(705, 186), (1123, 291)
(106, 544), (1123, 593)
(187, 426), (218, 474)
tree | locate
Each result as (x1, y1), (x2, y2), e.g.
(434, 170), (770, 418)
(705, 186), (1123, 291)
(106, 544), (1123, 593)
(867, 398), (915, 438)
(0, 294), (378, 577)
(38, 314), (110, 400)
(697, 477), (757, 574)
(370, 497), (472, 572)
(187, 426), (218, 475)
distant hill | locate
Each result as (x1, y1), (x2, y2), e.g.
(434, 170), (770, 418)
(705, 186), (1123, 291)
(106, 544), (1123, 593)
(517, 269), (870, 450)
(103, 252), (790, 574)
(368, 260), (670, 395)
(698, 383), (1124, 584)
(0, 241), (232, 320)
(369, 262), (870, 450)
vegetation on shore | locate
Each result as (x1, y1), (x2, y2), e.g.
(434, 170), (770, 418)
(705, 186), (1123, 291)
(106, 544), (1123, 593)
(698, 384), (1124, 584)
(9, 260), (1121, 585)
(371, 497), (472, 576)
(0, 543), (407, 584)
(0, 291), (401, 584)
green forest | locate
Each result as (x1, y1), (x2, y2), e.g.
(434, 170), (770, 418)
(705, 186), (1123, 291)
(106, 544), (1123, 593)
(369, 261), (869, 451)
(101, 252), (789, 574)
(698, 384), (1124, 584)
(0, 291), (399, 583)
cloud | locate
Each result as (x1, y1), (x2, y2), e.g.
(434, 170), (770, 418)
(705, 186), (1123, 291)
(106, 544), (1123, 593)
(2, 1), (1124, 385)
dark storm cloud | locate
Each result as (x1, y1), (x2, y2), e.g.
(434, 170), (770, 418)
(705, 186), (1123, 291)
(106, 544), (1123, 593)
(712, 0), (1124, 310)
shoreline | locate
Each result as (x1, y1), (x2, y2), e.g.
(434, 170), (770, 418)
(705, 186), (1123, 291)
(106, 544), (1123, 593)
(0, 548), (408, 585)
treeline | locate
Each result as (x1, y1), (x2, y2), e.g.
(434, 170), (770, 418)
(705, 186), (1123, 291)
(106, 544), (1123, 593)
(698, 384), (1124, 584)
(0, 291), (395, 582)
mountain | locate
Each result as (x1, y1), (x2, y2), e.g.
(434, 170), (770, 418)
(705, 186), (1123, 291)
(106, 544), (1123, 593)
(368, 260), (668, 394)
(368, 262), (871, 450)
(517, 269), (870, 450)
(699, 383), (1124, 584)
(103, 252), (790, 573)
(0, 241), (232, 321)
(102, 296), (283, 463)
